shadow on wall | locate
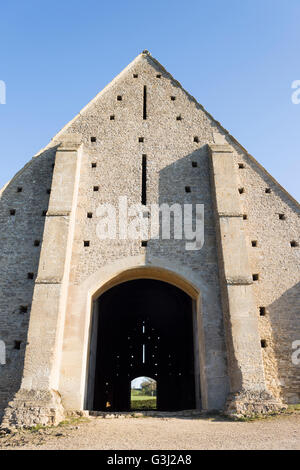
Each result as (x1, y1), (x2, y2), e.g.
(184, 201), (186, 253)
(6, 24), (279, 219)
(0, 147), (56, 419)
(144, 145), (229, 411)
(144, 145), (219, 272)
(267, 281), (300, 404)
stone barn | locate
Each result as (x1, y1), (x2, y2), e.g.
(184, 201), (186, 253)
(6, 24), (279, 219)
(0, 51), (299, 427)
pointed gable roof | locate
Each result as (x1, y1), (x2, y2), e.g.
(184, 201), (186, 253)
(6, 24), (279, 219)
(2, 51), (299, 208)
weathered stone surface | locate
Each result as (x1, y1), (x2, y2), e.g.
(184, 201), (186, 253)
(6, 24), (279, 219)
(0, 51), (299, 427)
(1, 389), (64, 428)
(225, 390), (287, 418)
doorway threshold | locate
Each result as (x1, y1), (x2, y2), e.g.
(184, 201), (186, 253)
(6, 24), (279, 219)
(88, 410), (202, 419)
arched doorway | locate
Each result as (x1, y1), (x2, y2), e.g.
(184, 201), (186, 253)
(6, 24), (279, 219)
(87, 279), (198, 411)
(131, 376), (157, 410)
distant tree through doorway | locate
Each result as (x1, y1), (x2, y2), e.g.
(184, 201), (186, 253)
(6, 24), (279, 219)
(131, 377), (157, 410)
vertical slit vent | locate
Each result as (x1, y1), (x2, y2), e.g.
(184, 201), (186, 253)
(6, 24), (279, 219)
(142, 155), (147, 205)
(143, 344), (145, 364)
(143, 85), (147, 120)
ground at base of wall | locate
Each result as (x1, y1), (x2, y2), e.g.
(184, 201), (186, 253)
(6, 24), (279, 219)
(0, 409), (299, 450)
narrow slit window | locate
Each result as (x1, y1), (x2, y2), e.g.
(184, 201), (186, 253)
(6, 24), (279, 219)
(238, 187), (245, 194)
(252, 273), (259, 281)
(265, 188), (271, 194)
(117, 95), (122, 101)
(34, 240), (40, 247)
(171, 96), (176, 101)
(278, 213), (285, 220)
(27, 273), (34, 280)
(194, 136), (199, 143)
(261, 339), (267, 348)
(133, 74), (138, 78)
(243, 214), (248, 220)
(143, 85), (147, 120)
(17, 187), (23, 193)
(93, 186), (99, 192)
(20, 306), (28, 314)
(238, 163), (245, 169)
(142, 155), (147, 205)
(87, 212), (93, 219)
(192, 161), (198, 167)
(42, 210), (47, 217)
(14, 341), (21, 350)
(176, 115), (182, 121)
(185, 186), (191, 193)
(110, 115), (115, 120)
(91, 162), (97, 168)
(139, 137), (144, 143)
(251, 240), (257, 247)
(141, 240), (148, 247)
(290, 240), (298, 247)
(156, 74), (161, 78)
(91, 137), (96, 143)
(10, 209), (16, 216)
(84, 241), (90, 247)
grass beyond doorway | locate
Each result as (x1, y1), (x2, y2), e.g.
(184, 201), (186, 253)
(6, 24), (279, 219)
(131, 395), (157, 410)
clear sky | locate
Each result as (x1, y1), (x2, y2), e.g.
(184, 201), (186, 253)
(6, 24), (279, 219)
(0, 0), (299, 200)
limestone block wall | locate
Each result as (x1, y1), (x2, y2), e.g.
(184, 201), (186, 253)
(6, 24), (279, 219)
(231, 147), (300, 403)
(56, 54), (230, 410)
(0, 147), (55, 414)
(0, 52), (299, 418)
(55, 52), (299, 405)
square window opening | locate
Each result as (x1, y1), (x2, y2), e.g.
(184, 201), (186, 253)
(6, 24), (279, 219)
(259, 307), (266, 316)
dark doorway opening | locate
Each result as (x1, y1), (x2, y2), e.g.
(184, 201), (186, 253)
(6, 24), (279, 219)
(88, 279), (196, 411)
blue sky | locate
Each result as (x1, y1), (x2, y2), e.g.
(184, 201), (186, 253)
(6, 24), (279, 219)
(0, 0), (299, 200)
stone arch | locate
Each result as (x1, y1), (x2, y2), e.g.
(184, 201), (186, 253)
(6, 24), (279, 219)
(91, 264), (200, 300)
(86, 276), (200, 412)
(59, 255), (208, 411)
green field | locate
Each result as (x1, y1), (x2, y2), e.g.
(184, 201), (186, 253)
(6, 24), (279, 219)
(131, 394), (157, 410)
